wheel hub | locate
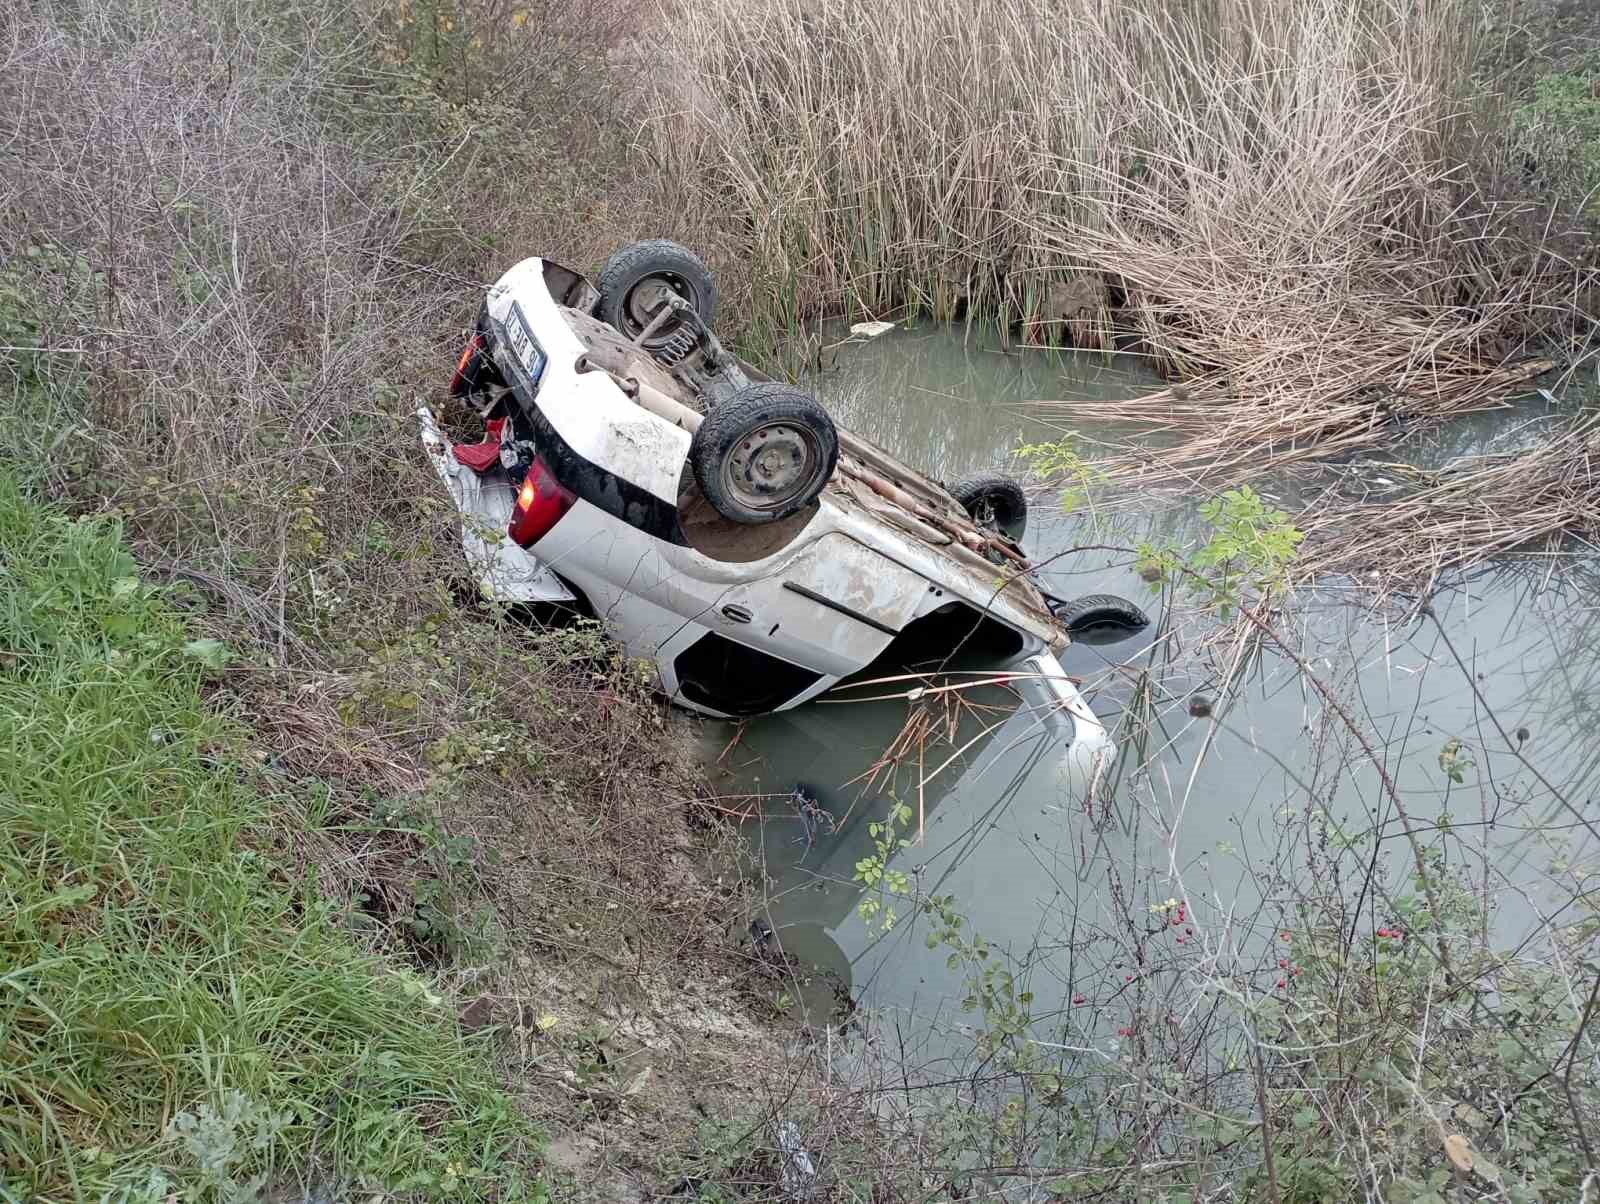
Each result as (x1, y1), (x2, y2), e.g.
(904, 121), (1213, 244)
(626, 275), (686, 333)
(728, 424), (812, 505)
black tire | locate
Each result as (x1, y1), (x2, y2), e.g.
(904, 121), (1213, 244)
(950, 472), (1028, 539)
(596, 240), (717, 351)
(691, 383), (838, 525)
(1051, 592), (1150, 635)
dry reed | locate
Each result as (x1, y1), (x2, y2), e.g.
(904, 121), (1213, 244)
(1295, 412), (1600, 588)
(1021, 357), (1555, 489)
(650, 0), (1596, 472)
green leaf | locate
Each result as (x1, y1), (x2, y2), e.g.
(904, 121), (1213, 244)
(31, 883), (97, 917)
(104, 613), (140, 637)
(182, 638), (231, 668)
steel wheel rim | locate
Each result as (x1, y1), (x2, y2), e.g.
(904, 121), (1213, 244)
(722, 422), (822, 513)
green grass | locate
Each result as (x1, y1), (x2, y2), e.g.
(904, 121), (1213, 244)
(1516, 55), (1600, 218)
(0, 475), (540, 1203)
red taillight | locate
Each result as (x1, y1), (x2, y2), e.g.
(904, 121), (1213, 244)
(507, 457), (576, 547)
(449, 332), (483, 397)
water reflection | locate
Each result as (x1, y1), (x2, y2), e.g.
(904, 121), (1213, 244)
(812, 322), (1164, 482)
(707, 322), (1599, 1037)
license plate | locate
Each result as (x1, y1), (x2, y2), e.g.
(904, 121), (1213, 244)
(504, 302), (546, 387)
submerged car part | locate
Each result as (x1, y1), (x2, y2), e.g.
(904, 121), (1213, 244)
(949, 471), (1028, 540)
(1041, 592), (1152, 646)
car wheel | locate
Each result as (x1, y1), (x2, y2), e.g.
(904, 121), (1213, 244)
(691, 383), (839, 525)
(1050, 592), (1150, 636)
(596, 240), (717, 353)
(949, 472), (1028, 539)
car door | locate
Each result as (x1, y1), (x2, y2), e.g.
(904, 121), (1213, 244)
(692, 533), (933, 681)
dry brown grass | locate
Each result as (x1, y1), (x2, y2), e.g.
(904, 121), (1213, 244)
(1022, 358), (1556, 490)
(1014, 0), (1593, 484)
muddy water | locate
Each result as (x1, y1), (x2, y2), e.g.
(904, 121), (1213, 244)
(696, 323), (1599, 1052)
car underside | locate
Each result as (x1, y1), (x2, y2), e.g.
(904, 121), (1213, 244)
(421, 241), (1147, 772)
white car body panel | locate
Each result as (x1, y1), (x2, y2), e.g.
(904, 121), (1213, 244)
(489, 258), (689, 507)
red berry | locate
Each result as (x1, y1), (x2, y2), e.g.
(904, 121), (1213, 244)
(1125, 974), (1133, 982)
(1184, 927), (1193, 935)
(1072, 994), (1085, 1005)
(1278, 959), (1288, 969)
(1276, 979), (1286, 988)
(1280, 931), (1291, 940)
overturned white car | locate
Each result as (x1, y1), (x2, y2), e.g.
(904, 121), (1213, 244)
(421, 241), (1143, 763)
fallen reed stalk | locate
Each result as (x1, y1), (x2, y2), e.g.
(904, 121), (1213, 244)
(1024, 358), (1556, 489)
(1295, 412), (1600, 588)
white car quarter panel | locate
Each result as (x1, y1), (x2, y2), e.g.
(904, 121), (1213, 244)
(532, 501), (734, 627)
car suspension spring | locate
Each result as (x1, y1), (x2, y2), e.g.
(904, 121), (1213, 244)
(653, 326), (699, 366)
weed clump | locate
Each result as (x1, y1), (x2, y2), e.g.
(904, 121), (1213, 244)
(1515, 55), (1600, 218)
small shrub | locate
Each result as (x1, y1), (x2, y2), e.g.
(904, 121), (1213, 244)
(1016, 436), (1106, 514)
